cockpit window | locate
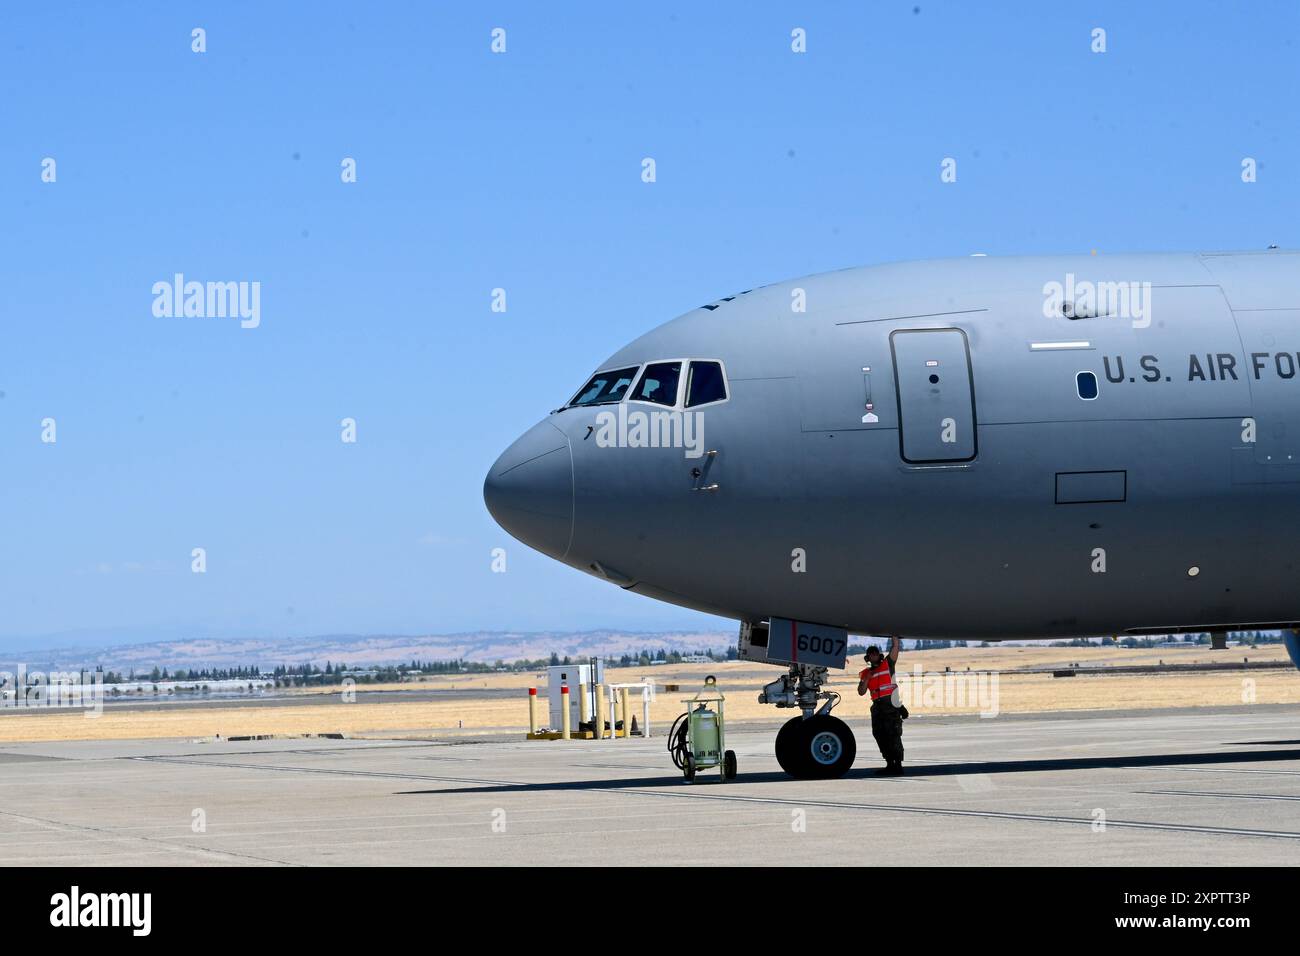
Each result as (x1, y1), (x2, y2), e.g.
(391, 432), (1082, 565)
(568, 366), (640, 407)
(686, 361), (728, 407)
(630, 361), (682, 406)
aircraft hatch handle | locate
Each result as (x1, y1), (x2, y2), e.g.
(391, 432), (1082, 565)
(691, 449), (720, 492)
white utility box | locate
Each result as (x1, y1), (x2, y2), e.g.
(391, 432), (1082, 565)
(547, 662), (605, 729)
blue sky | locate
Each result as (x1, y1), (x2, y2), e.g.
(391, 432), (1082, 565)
(1, 2), (1296, 650)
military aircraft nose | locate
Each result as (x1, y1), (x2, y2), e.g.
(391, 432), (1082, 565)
(483, 420), (574, 560)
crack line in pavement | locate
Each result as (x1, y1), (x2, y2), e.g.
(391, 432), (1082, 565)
(0, 808), (298, 866)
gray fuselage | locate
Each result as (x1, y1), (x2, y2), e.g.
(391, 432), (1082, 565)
(485, 250), (1300, 640)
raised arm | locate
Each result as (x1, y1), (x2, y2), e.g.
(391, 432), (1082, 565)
(888, 635), (901, 665)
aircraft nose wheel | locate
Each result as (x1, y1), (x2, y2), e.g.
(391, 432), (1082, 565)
(775, 714), (857, 779)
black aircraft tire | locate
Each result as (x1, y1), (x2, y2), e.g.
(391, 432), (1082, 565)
(774, 717), (810, 778)
(799, 714), (857, 779)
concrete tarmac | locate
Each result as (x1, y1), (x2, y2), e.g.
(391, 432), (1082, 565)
(1, 705), (1298, 866)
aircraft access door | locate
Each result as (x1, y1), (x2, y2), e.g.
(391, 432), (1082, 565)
(890, 328), (977, 463)
(1230, 309), (1300, 467)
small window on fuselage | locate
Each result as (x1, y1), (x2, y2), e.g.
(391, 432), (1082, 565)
(569, 366), (640, 407)
(1077, 371), (1099, 400)
(686, 361), (728, 407)
(630, 361), (683, 406)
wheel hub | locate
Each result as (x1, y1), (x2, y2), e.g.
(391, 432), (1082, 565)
(810, 730), (842, 765)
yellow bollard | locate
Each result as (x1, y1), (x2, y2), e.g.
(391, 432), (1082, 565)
(561, 684), (571, 739)
(578, 682), (590, 733)
(619, 687), (630, 739)
(595, 684), (607, 739)
(527, 687), (539, 736)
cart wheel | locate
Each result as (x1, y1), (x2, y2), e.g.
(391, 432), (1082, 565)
(683, 753), (696, 783)
(723, 750), (737, 781)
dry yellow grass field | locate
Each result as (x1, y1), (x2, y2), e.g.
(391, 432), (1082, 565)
(0, 644), (1294, 743)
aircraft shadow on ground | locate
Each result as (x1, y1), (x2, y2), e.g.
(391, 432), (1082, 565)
(395, 747), (1300, 796)
(1229, 739), (1300, 746)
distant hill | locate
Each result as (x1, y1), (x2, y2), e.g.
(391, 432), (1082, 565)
(7, 630), (737, 672)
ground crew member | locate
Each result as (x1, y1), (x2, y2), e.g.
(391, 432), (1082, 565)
(857, 636), (904, 775)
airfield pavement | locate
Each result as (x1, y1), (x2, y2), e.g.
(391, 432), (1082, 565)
(1, 704), (1298, 866)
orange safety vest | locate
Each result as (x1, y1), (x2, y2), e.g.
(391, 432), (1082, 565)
(860, 660), (897, 701)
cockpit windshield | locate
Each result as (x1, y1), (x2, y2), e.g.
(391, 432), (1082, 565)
(630, 361), (682, 406)
(567, 366), (640, 407)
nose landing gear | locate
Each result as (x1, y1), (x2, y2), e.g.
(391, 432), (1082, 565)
(760, 662), (857, 779)
(741, 619), (858, 780)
